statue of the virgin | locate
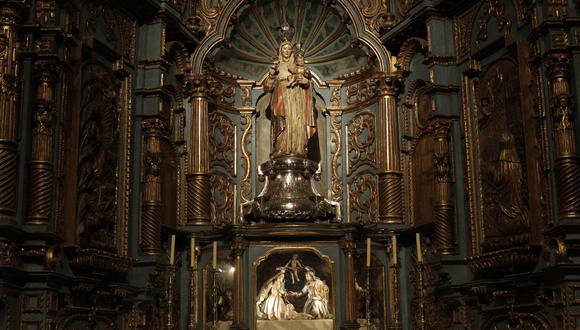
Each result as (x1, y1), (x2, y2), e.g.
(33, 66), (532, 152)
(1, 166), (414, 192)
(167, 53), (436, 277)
(264, 39), (316, 158)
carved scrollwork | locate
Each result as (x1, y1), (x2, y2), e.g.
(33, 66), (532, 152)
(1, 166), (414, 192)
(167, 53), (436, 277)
(347, 111), (376, 174)
(358, 0), (395, 35)
(240, 113), (252, 203)
(346, 79), (377, 105)
(348, 171), (378, 223)
(209, 112), (236, 175)
(210, 172), (236, 225)
(330, 113), (343, 202)
(476, 0), (512, 46)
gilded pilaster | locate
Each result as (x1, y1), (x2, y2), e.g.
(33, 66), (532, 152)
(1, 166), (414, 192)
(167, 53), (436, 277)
(432, 119), (455, 254)
(545, 53), (580, 219)
(231, 239), (247, 329)
(0, 0), (27, 221)
(341, 240), (359, 329)
(374, 72), (403, 223)
(186, 74), (211, 224)
(141, 118), (164, 255)
(27, 61), (57, 224)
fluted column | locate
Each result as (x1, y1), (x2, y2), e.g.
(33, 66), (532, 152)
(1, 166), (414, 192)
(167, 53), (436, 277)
(141, 118), (164, 255)
(374, 73), (403, 223)
(545, 53), (580, 219)
(230, 239), (247, 330)
(341, 240), (359, 329)
(432, 119), (455, 254)
(186, 75), (211, 224)
(27, 61), (57, 224)
(0, 0), (26, 221)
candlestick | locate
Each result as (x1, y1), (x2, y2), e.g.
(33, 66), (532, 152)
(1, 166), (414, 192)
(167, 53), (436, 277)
(212, 241), (217, 269)
(392, 235), (397, 265)
(415, 233), (423, 262)
(170, 235), (175, 265)
(190, 237), (196, 268)
(366, 238), (371, 267)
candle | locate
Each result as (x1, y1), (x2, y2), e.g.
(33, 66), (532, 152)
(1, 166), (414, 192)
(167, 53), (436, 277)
(212, 241), (217, 269)
(392, 235), (398, 265)
(170, 235), (175, 265)
(366, 238), (371, 267)
(415, 233), (423, 262)
(190, 237), (196, 268)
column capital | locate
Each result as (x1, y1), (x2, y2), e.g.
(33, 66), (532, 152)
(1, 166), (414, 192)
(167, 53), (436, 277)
(141, 117), (166, 136)
(430, 118), (452, 139)
(373, 72), (402, 97)
(545, 52), (570, 80)
(185, 73), (212, 99)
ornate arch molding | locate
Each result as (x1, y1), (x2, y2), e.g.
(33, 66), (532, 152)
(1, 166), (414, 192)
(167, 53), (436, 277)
(191, 0), (392, 74)
(395, 38), (427, 77)
(166, 41), (191, 79)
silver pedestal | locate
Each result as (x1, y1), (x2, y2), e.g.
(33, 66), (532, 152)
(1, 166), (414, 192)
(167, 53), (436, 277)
(243, 156), (338, 222)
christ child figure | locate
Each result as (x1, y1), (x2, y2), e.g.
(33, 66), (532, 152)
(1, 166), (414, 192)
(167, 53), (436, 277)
(285, 254), (304, 284)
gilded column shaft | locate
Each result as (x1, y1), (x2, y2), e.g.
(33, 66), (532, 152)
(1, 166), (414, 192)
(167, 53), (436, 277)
(141, 119), (163, 255)
(231, 240), (245, 328)
(0, 1), (26, 220)
(546, 53), (580, 218)
(27, 63), (57, 223)
(375, 73), (403, 223)
(432, 120), (455, 254)
(343, 241), (358, 326)
(187, 76), (211, 224)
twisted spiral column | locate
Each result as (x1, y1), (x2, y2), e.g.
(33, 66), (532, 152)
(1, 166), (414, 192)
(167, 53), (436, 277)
(186, 75), (211, 224)
(432, 119), (455, 254)
(141, 118), (164, 255)
(375, 73), (403, 223)
(546, 53), (580, 219)
(0, 1), (26, 221)
(27, 62), (58, 224)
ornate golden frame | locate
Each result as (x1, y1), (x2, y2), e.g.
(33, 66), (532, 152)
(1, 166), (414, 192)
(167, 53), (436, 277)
(251, 245), (337, 330)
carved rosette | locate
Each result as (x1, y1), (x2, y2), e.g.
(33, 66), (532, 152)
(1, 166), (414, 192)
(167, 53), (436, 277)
(546, 53), (580, 219)
(0, 0), (27, 221)
(186, 74), (211, 224)
(141, 118), (164, 255)
(374, 72), (403, 223)
(27, 61), (58, 224)
(431, 119), (455, 254)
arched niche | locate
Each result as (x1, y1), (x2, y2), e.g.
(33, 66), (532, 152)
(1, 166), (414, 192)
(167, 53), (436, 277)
(193, 0), (391, 205)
